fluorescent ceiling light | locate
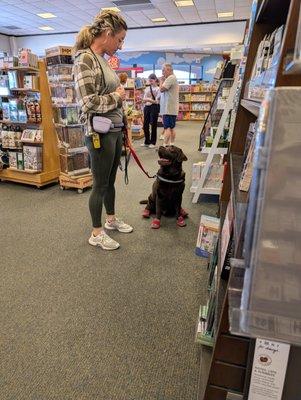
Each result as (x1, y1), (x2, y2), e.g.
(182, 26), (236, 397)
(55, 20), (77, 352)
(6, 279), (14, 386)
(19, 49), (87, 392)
(175, 0), (194, 6)
(101, 7), (120, 12)
(39, 26), (54, 31)
(217, 11), (234, 18)
(152, 17), (167, 22)
(37, 13), (57, 19)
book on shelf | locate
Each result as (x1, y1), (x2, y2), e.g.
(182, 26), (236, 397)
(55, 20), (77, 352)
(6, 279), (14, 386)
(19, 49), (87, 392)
(220, 196), (234, 276)
(196, 215), (220, 258)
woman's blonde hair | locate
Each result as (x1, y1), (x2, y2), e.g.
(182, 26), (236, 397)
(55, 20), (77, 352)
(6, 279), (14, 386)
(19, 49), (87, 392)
(74, 10), (127, 52)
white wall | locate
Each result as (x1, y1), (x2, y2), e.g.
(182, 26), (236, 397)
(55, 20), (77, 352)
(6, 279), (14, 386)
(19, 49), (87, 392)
(12, 21), (246, 56)
(0, 34), (11, 53)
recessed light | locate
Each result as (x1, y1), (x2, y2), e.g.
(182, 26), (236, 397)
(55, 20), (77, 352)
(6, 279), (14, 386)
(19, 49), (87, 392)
(151, 17), (167, 23)
(101, 7), (121, 12)
(175, 0), (194, 6)
(39, 26), (54, 31)
(217, 11), (234, 18)
(37, 13), (57, 19)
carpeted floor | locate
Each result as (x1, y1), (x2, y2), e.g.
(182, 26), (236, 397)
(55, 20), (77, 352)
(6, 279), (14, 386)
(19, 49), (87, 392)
(0, 121), (217, 400)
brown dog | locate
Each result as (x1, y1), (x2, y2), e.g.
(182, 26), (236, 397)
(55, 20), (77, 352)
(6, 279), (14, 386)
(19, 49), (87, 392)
(141, 145), (188, 229)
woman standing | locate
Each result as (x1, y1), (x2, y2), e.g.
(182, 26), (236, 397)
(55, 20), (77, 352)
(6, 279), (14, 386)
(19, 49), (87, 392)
(74, 11), (133, 251)
(141, 74), (160, 148)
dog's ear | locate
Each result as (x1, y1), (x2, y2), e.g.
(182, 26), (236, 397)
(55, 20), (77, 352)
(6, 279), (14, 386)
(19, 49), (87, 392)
(177, 149), (188, 162)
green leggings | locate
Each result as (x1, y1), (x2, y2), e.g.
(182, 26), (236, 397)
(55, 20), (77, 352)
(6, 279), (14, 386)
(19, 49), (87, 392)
(85, 131), (123, 228)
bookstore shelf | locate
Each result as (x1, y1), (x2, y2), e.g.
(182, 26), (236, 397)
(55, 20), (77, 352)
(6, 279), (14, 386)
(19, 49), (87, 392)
(7, 66), (39, 73)
(285, 60), (301, 74)
(0, 59), (60, 187)
(199, 1), (301, 399)
(256, 0), (290, 24)
(240, 99), (261, 117)
(0, 120), (40, 126)
(10, 88), (40, 93)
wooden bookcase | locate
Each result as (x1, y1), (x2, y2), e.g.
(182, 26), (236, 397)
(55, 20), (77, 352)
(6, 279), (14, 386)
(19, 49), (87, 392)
(199, 0), (301, 399)
(0, 60), (60, 187)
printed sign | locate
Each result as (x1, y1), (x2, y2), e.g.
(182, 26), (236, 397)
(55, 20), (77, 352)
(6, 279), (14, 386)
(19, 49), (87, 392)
(248, 338), (290, 400)
(108, 56), (120, 69)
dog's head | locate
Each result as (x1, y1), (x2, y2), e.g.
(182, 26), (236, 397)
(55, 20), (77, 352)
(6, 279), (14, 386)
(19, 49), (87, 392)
(158, 145), (187, 167)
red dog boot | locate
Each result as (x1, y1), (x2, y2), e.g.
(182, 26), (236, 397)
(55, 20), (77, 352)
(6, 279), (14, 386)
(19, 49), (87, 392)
(151, 218), (161, 229)
(180, 208), (189, 218)
(177, 216), (186, 227)
(142, 208), (150, 218)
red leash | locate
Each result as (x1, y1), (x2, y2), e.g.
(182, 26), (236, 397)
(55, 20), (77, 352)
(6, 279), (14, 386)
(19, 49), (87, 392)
(123, 129), (156, 179)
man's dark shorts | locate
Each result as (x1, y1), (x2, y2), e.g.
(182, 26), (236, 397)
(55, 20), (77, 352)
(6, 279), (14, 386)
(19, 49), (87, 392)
(163, 115), (177, 129)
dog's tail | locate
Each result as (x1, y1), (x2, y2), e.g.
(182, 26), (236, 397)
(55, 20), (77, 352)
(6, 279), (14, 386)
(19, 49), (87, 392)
(139, 200), (148, 204)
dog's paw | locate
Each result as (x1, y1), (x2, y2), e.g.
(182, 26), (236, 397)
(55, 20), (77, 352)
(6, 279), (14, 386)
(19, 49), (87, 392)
(151, 219), (161, 229)
(142, 209), (150, 218)
(180, 208), (189, 218)
(177, 216), (186, 227)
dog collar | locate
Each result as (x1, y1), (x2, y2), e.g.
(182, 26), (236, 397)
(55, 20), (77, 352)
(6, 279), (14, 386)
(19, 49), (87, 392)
(156, 174), (184, 184)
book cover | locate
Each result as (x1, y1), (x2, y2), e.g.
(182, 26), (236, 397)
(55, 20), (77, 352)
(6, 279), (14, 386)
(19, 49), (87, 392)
(196, 215), (220, 258)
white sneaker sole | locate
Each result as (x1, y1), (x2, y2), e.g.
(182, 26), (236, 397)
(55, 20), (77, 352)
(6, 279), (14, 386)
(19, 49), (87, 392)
(104, 223), (133, 233)
(88, 237), (120, 250)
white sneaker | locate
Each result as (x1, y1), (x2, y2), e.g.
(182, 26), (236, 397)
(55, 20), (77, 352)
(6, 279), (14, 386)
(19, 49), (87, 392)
(149, 144), (155, 148)
(88, 231), (120, 250)
(105, 217), (133, 233)
(159, 135), (164, 140)
(140, 143), (149, 147)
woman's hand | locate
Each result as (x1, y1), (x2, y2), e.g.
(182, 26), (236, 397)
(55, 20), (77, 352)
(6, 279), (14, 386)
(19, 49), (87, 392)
(115, 86), (126, 101)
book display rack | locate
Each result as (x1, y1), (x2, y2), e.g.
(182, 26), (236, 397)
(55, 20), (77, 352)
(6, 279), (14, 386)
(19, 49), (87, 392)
(178, 83), (217, 122)
(124, 80), (145, 140)
(0, 50), (60, 187)
(198, 1), (301, 399)
(45, 46), (92, 194)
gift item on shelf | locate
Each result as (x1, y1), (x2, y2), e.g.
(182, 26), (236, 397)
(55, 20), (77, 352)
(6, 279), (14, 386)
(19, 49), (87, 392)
(23, 145), (42, 172)
(56, 125), (85, 149)
(1, 125), (22, 149)
(0, 55), (18, 69)
(0, 75), (10, 97)
(47, 65), (73, 83)
(195, 215), (220, 258)
(18, 48), (38, 69)
(8, 151), (17, 169)
(59, 148), (89, 176)
(21, 129), (43, 143)
(52, 105), (79, 125)
(50, 83), (76, 105)
(45, 46), (73, 66)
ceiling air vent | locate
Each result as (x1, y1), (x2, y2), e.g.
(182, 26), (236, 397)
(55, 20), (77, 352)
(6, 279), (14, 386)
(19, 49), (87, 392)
(2, 25), (21, 30)
(113, 0), (155, 11)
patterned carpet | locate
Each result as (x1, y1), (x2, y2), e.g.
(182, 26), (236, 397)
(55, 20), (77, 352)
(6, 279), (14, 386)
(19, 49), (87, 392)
(0, 121), (217, 400)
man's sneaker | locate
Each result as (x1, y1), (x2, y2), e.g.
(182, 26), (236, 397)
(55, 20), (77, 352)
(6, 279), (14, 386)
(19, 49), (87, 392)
(140, 143), (149, 147)
(89, 231), (120, 250)
(105, 217), (133, 233)
(151, 218), (161, 229)
(149, 144), (155, 148)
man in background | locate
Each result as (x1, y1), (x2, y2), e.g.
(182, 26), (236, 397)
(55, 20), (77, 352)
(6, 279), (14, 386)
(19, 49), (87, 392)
(159, 64), (179, 146)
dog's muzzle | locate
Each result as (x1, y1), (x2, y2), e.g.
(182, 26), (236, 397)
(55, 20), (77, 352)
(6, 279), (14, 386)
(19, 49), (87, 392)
(158, 158), (172, 166)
